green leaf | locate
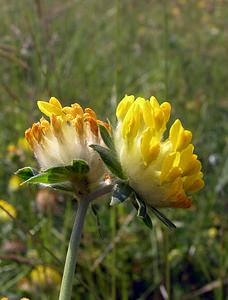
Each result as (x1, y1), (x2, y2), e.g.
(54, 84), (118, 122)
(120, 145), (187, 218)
(90, 144), (126, 179)
(21, 160), (90, 185)
(98, 124), (115, 150)
(132, 193), (147, 218)
(131, 195), (153, 230)
(15, 167), (38, 181)
(149, 206), (176, 229)
(23, 170), (67, 184)
(142, 213), (153, 230)
(67, 159), (90, 174)
(45, 183), (74, 192)
(110, 181), (133, 206)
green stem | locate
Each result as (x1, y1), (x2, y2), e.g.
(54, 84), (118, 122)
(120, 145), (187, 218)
(59, 184), (114, 300)
(111, 206), (117, 300)
(164, 229), (170, 299)
(59, 196), (90, 300)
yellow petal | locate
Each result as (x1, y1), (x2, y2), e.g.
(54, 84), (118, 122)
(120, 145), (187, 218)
(141, 101), (154, 128)
(185, 178), (205, 192)
(177, 130), (192, 151)
(71, 103), (83, 115)
(140, 128), (160, 165)
(165, 177), (183, 199)
(183, 172), (204, 192)
(62, 106), (73, 114)
(49, 97), (62, 109)
(160, 102), (171, 123)
(160, 152), (180, 183)
(85, 107), (96, 119)
(122, 101), (141, 140)
(169, 119), (192, 151)
(154, 108), (164, 131)
(184, 157), (202, 176)
(179, 144), (194, 174)
(37, 100), (64, 118)
(150, 96), (160, 109)
(135, 97), (146, 105)
(172, 191), (192, 208)
(51, 115), (63, 137)
(169, 119), (183, 150)
(165, 167), (182, 183)
(116, 95), (134, 120)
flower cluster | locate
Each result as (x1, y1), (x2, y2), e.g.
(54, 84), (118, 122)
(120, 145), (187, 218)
(23, 95), (204, 210)
(18, 265), (61, 293)
(30, 265), (61, 288)
(115, 95), (204, 208)
(25, 97), (110, 184)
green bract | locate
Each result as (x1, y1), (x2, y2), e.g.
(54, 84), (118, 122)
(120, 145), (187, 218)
(90, 144), (125, 179)
(15, 160), (90, 193)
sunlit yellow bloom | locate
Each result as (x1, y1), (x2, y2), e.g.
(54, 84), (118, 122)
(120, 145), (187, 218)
(30, 265), (61, 288)
(25, 97), (110, 184)
(8, 175), (22, 192)
(0, 199), (17, 222)
(115, 95), (204, 208)
(207, 227), (217, 239)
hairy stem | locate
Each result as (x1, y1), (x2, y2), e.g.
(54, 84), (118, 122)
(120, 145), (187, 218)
(59, 197), (90, 300)
(59, 184), (113, 300)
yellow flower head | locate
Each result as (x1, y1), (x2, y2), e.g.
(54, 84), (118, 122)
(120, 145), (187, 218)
(30, 265), (61, 288)
(8, 175), (22, 192)
(0, 199), (17, 222)
(25, 97), (110, 184)
(115, 95), (204, 208)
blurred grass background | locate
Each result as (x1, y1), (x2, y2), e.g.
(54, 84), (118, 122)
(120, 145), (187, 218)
(0, 0), (228, 299)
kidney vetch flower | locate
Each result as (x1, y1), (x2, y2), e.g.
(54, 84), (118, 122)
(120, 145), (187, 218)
(115, 95), (204, 208)
(25, 97), (110, 186)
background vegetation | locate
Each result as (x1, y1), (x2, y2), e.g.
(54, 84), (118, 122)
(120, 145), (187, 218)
(0, 0), (228, 299)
